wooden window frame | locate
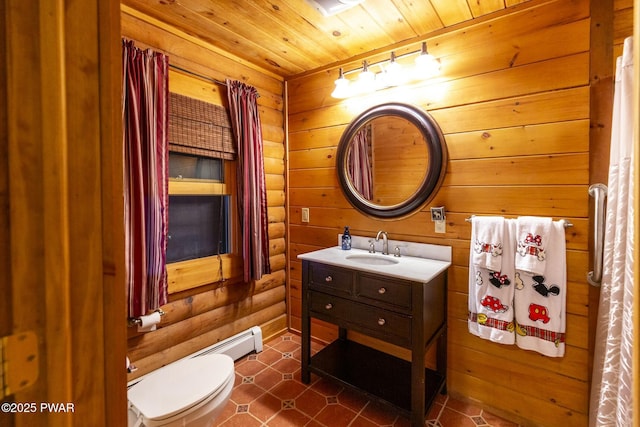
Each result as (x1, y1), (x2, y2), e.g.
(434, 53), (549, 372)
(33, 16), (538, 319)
(166, 159), (242, 293)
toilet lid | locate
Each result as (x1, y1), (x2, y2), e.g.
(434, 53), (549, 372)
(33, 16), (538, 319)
(128, 354), (234, 422)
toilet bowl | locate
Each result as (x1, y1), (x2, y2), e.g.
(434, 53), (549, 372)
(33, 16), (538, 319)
(127, 354), (235, 427)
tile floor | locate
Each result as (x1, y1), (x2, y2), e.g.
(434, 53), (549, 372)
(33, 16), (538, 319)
(213, 332), (520, 427)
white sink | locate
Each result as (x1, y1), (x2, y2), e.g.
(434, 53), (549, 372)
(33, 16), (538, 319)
(298, 244), (451, 283)
(345, 253), (399, 266)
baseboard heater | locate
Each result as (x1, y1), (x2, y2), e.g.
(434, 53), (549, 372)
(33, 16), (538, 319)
(190, 326), (263, 361)
(128, 327), (263, 389)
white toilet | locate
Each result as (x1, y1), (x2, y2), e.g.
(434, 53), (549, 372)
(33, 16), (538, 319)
(127, 354), (235, 427)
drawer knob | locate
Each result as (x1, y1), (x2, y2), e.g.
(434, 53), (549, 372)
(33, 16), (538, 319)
(378, 287), (387, 294)
(325, 303), (333, 310)
(325, 276), (333, 282)
(377, 318), (386, 326)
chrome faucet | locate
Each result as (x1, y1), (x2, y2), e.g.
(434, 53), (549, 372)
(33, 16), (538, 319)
(375, 230), (389, 255)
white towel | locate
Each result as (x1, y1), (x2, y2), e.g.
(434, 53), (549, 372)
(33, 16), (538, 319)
(515, 216), (552, 275)
(471, 216), (505, 271)
(468, 218), (516, 345)
(514, 220), (566, 357)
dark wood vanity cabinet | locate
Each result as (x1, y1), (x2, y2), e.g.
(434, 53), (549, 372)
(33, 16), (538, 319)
(301, 260), (447, 427)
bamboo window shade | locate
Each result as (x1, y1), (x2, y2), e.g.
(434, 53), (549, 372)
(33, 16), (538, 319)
(168, 92), (236, 160)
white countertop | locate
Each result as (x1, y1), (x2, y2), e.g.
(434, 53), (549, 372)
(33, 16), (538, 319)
(297, 246), (451, 283)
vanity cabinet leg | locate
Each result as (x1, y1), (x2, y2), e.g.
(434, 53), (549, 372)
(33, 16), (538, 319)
(338, 326), (347, 341)
(438, 328), (447, 394)
(301, 264), (311, 384)
(410, 326), (426, 427)
(411, 344), (426, 427)
(301, 318), (310, 384)
(301, 323), (311, 383)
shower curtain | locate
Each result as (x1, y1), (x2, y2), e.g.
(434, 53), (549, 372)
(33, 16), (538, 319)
(589, 36), (635, 427)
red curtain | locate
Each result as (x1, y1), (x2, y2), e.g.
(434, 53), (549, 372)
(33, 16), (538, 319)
(226, 80), (271, 282)
(122, 39), (169, 318)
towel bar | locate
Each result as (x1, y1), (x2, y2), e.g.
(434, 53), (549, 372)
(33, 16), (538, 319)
(128, 309), (166, 327)
(464, 216), (573, 228)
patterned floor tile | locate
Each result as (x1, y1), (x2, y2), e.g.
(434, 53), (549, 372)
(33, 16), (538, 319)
(213, 332), (520, 427)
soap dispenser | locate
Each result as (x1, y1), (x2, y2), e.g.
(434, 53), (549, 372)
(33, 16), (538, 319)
(341, 226), (352, 250)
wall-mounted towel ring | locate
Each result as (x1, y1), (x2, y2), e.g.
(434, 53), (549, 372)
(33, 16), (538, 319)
(587, 183), (608, 287)
(464, 216), (573, 228)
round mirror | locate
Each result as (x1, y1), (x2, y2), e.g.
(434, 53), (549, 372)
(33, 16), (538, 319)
(336, 103), (447, 219)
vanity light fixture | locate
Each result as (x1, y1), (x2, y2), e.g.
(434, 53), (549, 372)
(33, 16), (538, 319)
(331, 41), (441, 99)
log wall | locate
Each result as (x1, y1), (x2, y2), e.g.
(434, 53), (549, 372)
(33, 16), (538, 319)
(286, 0), (611, 425)
(121, 7), (287, 380)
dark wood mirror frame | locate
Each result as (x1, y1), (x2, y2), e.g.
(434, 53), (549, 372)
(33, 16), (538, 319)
(336, 103), (447, 219)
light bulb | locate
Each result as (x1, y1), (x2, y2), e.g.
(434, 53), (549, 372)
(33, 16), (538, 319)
(358, 60), (375, 92)
(331, 68), (351, 98)
(415, 42), (441, 77)
(383, 52), (404, 86)
(344, 61), (376, 94)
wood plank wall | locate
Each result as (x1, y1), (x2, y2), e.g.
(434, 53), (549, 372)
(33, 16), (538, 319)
(371, 116), (430, 205)
(3, 1), (126, 425)
(614, 0), (634, 57)
(121, 7), (287, 380)
(286, 0), (602, 425)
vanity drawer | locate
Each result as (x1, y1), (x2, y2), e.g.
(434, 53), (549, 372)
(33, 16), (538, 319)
(307, 262), (354, 296)
(309, 291), (411, 346)
(356, 273), (412, 312)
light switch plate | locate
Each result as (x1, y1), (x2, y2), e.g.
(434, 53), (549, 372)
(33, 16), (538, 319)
(301, 208), (310, 223)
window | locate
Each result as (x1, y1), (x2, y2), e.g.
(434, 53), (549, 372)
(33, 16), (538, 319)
(169, 152), (224, 181)
(167, 195), (229, 263)
(165, 93), (237, 293)
(167, 152), (231, 262)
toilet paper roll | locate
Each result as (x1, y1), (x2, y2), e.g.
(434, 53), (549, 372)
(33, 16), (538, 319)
(137, 311), (162, 333)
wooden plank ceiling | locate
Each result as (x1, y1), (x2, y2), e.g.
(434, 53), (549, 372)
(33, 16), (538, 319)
(121, 0), (532, 78)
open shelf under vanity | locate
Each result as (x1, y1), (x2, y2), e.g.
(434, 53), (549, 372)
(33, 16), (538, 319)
(308, 338), (446, 417)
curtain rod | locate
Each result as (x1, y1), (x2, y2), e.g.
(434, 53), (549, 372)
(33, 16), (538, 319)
(169, 64), (227, 88)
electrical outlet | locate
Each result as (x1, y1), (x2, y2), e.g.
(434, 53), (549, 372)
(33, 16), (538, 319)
(301, 208), (310, 223)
